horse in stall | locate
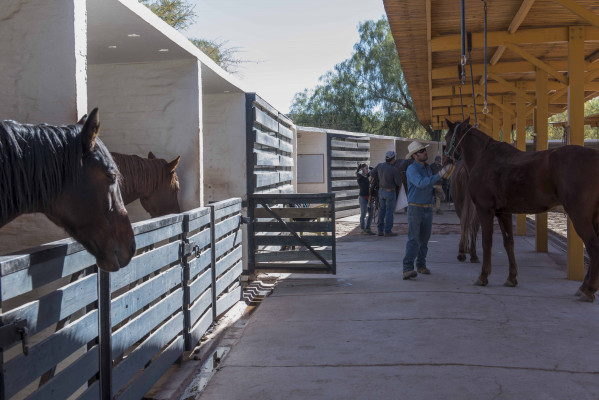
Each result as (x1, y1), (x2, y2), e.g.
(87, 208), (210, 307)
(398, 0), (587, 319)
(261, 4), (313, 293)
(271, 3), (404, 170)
(450, 161), (480, 263)
(0, 108), (135, 271)
(110, 152), (181, 218)
(444, 117), (599, 301)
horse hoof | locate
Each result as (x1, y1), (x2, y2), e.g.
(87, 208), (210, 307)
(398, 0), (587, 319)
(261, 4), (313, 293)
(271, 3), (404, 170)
(474, 279), (487, 286)
(470, 257), (480, 263)
(503, 280), (517, 287)
(578, 292), (595, 302)
(575, 289), (582, 297)
(457, 254), (466, 262)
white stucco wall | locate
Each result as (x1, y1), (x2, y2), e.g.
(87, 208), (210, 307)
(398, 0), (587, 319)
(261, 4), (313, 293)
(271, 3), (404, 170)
(87, 59), (202, 222)
(370, 137), (396, 167)
(202, 93), (247, 203)
(296, 130), (328, 193)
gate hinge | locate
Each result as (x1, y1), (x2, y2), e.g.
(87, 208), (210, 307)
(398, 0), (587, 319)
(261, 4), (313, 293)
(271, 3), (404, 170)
(0, 319), (29, 355)
(240, 216), (252, 224)
(180, 240), (200, 258)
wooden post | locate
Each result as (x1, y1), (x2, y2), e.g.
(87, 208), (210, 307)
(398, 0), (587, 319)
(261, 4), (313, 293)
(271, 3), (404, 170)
(502, 96), (511, 143)
(515, 83), (527, 236)
(492, 106), (501, 141)
(567, 26), (585, 281)
(535, 68), (549, 252)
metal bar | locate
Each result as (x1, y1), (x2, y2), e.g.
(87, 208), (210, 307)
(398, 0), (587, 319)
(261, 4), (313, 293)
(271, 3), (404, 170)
(330, 193), (337, 275)
(209, 206), (218, 322)
(181, 213), (192, 351)
(97, 270), (112, 400)
(260, 203), (332, 271)
(246, 92), (256, 196)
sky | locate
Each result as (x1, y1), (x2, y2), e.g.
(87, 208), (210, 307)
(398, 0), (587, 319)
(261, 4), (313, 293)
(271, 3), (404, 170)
(184, 0), (386, 114)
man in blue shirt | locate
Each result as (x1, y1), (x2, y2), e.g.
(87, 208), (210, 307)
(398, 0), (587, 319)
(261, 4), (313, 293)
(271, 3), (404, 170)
(402, 141), (452, 280)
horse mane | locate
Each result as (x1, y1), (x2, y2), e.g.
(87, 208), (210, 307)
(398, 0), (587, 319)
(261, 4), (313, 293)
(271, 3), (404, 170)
(0, 120), (84, 218)
(111, 153), (175, 196)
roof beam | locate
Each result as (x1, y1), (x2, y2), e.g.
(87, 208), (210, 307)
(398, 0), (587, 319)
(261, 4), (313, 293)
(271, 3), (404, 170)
(551, 0), (599, 30)
(504, 43), (569, 85)
(487, 73), (535, 103)
(432, 80), (572, 97)
(426, 0), (433, 131)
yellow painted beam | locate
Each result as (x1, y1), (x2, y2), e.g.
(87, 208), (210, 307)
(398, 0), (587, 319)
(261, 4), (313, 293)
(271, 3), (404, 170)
(552, 0), (599, 30)
(432, 81), (569, 97)
(535, 68), (549, 252)
(504, 43), (569, 85)
(567, 26), (585, 281)
(515, 82), (528, 236)
(426, 0), (433, 131)
(492, 105), (501, 141)
(488, 73), (535, 103)
(502, 96), (512, 143)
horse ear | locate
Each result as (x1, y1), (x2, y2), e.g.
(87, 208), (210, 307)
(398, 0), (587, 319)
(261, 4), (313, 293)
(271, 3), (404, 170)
(77, 114), (88, 125)
(464, 116), (471, 125)
(81, 108), (100, 152)
(148, 152), (156, 159)
(445, 119), (454, 130)
(166, 156), (181, 173)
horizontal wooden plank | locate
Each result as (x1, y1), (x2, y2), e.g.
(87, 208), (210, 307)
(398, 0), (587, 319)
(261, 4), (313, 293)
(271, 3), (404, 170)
(253, 264), (332, 274)
(331, 169), (358, 178)
(214, 214), (241, 240)
(216, 261), (242, 295)
(189, 248), (211, 279)
(251, 94), (280, 121)
(252, 208), (331, 219)
(216, 285), (241, 317)
(254, 149), (281, 166)
(27, 346), (99, 400)
(4, 310), (98, 398)
(254, 184), (294, 195)
(112, 313), (183, 394)
(253, 221), (333, 233)
(334, 192), (360, 202)
(111, 267), (182, 327)
(254, 171), (281, 188)
(255, 250), (333, 262)
(132, 213), (184, 236)
(111, 289), (182, 359)
(214, 230), (242, 260)
(254, 235), (333, 247)
(330, 159), (365, 168)
(135, 222), (183, 250)
(189, 268), (212, 304)
(254, 128), (280, 149)
(182, 206), (211, 221)
(190, 307), (213, 347)
(254, 107), (279, 133)
(215, 247), (242, 278)
(187, 213), (211, 234)
(330, 179), (358, 188)
(2, 273), (97, 339)
(212, 200), (242, 221)
(331, 149), (369, 158)
(1, 249), (96, 300)
(279, 154), (294, 167)
(279, 139), (293, 153)
(356, 141), (370, 149)
(187, 228), (211, 251)
(330, 139), (358, 149)
(278, 124), (294, 140)
(189, 289), (212, 326)
(110, 241), (180, 293)
(249, 193), (334, 202)
(334, 189), (360, 198)
(77, 381), (100, 400)
(116, 335), (184, 400)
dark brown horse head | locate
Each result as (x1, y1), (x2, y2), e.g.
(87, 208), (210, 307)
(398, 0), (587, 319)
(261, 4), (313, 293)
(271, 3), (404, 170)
(443, 117), (471, 164)
(48, 109), (136, 271)
(142, 151), (181, 217)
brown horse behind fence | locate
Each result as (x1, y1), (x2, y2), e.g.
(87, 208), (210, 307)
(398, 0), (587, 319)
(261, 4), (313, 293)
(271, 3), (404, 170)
(450, 161), (480, 263)
(111, 152), (181, 218)
(444, 117), (599, 302)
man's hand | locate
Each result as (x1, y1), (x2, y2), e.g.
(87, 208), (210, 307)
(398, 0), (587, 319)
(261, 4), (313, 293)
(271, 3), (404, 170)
(438, 164), (455, 179)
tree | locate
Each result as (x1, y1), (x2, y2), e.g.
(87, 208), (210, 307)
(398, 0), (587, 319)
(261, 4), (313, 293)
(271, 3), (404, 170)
(139, 0), (245, 73)
(289, 18), (432, 139)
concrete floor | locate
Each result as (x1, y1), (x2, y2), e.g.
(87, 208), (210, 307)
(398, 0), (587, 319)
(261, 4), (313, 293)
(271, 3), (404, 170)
(194, 208), (599, 400)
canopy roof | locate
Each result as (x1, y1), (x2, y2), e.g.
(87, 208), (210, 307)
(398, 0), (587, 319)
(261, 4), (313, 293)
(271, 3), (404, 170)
(383, 0), (599, 131)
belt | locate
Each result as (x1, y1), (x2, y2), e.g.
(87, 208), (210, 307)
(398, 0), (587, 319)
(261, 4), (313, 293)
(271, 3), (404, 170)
(408, 203), (433, 208)
(381, 188), (394, 192)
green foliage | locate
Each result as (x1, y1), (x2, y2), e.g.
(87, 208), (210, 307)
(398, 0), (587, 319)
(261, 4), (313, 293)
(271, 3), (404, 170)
(189, 38), (244, 74)
(289, 18), (432, 139)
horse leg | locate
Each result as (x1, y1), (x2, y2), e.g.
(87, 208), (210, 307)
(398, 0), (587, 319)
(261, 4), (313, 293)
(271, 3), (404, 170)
(569, 214), (599, 302)
(469, 206), (480, 263)
(457, 214), (468, 262)
(496, 212), (518, 287)
(475, 208), (494, 286)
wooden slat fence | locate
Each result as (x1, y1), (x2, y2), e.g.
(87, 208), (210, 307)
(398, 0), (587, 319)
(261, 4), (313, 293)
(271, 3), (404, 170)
(0, 198), (243, 400)
(247, 193), (336, 274)
(327, 133), (370, 218)
(246, 93), (295, 195)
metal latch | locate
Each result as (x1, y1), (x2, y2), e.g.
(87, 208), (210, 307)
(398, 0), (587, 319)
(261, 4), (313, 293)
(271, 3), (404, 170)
(0, 319), (29, 355)
(180, 240), (200, 258)
(240, 216), (252, 224)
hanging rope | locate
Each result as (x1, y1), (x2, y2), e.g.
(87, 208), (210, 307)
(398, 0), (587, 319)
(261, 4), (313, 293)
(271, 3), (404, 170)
(457, 65), (465, 120)
(460, 0), (467, 84)
(467, 32), (478, 126)
(482, 0), (489, 115)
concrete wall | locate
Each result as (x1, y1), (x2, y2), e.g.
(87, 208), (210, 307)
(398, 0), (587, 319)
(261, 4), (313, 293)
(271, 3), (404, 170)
(88, 59), (202, 222)
(296, 130), (327, 193)
(202, 93), (247, 203)
(369, 138), (396, 167)
(0, 0), (88, 255)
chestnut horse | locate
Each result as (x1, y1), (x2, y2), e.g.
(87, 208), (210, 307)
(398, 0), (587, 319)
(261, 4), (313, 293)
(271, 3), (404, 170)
(0, 109), (135, 271)
(450, 161), (480, 263)
(444, 117), (599, 302)
(111, 152), (181, 218)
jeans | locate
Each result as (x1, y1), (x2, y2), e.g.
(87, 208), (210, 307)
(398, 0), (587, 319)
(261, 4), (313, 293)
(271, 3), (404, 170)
(403, 205), (433, 272)
(377, 188), (396, 233)
(359, 196), (373, 230)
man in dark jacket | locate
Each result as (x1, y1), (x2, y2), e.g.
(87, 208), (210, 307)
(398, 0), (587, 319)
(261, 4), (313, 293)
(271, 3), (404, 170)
(371, 151), (403, 236)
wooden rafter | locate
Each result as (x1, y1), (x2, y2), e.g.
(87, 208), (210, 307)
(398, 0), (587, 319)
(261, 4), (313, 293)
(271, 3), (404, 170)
(503, 43), (568, 85)
(487, 73), (535, 103)
(551, 0), (599, 29)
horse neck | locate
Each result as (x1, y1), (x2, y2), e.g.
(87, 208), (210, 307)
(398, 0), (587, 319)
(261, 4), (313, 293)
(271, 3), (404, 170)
(459, 129), (491, 171)
(0, 122), (82, 224)
(112, 153), (164, 204)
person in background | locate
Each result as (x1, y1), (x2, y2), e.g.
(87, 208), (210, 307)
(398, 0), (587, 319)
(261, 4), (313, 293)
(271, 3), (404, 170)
(370, 151), (403, 237)
(356, 163), (375, 235)
(402, 141), (453, 280)
(429, 155), (446, 214)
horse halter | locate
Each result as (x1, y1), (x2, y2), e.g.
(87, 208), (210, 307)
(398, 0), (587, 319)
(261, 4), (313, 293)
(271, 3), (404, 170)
(444, 122), (473, 162)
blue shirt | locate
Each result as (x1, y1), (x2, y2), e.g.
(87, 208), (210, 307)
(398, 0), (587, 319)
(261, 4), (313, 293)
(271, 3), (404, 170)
(406, 162), (441, 205)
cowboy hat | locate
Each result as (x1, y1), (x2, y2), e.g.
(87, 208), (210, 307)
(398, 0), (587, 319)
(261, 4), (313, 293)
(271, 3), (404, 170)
(405, 140), (430, 159)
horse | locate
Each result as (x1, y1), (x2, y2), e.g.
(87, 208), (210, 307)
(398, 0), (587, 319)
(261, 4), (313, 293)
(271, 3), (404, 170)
(444, 117), (599, 302)
(110, 152), (181, 218)
(0, 108), (135, 272)
(450, 161), (480, 263)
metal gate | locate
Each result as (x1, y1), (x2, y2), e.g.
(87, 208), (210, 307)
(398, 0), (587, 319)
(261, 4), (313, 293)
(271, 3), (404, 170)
(247, 193), (336, 274)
